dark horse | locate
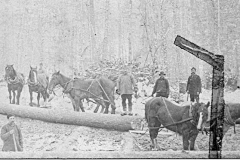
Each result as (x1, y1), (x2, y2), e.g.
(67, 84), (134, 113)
(48, 71), (116, 114)
(145, 97), (210, 150)
(202, 103), (240, 136)
(4, 65), (24, 105)
(28, 66), (49, 107)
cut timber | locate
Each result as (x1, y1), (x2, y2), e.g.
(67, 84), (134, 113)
(0, 103), (142, 131)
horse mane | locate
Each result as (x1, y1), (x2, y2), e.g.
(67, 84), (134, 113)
(28, 68), (37, 81)
(12, 67), (17, 77)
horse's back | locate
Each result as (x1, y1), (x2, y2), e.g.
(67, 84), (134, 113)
(98, 76), (116, 89)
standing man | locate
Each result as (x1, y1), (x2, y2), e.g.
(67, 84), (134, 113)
(186, 67), (202, 103)
(38, 62), (46, 75)
(1, 115), (23, 152)
(151, 71), (170, 98)
(117, 68), (138, 116)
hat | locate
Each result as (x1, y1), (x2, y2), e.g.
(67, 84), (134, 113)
(7, 114), (14, 119)
(191, 67), (196, 71)
(159, 71), (166, 75)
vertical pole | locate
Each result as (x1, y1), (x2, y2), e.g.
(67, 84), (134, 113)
(217, 0), (221, 54)
(209, 55), (224, 158)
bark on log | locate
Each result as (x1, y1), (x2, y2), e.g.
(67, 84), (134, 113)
(0, 103), (142, 131)
(0, 151), (239, 158)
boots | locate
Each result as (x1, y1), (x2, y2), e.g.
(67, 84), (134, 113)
(121, 106), (127, 116)
(128, 105), (133, 116)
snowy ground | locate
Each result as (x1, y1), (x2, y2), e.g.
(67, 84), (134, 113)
(0, 82), (239, 153)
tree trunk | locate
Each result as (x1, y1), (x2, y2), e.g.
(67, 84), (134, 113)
(0, 103), (142, 132)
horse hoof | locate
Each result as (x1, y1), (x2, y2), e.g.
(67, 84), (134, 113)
(104, 110), (108, 114)
(121, 113), (127, 116)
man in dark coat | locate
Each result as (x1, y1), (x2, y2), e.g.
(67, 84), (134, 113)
(151, 71), (170, 98)
(186, 67), (202, 103)
(1, 115), (23, 152)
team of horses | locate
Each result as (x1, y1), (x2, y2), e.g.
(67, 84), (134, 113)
(4, 64), (240, 151)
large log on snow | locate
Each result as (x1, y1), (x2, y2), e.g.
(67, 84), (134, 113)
(0, 103), (142, 131)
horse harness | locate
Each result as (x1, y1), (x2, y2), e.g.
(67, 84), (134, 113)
(6, 73), (24, 85)
(62, 79), (114, 106)
(147, 97), (194, 130)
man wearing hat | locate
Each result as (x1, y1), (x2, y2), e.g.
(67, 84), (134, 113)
(1, 115), (23, 152)
(116, 68), (138, 116)
(186, 67), (202, 103)
(151, 71), (170, 98)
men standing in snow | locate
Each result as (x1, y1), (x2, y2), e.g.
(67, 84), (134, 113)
(186, 67), (202, 103)
(151, 71), (170, 98)
(116, 68), (138, 116)
(1, 115), (23, 152)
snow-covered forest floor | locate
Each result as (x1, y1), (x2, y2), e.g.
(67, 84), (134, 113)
(0, 81), (239, 152)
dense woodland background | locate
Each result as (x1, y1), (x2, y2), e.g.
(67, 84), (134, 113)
(0, 0), (240, 88)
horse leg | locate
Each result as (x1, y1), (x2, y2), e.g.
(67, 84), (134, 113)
(8, 89), (12, 104)
(73, 97), (80, 112)
(79, 100), (85, 112)
(95, 99), (106, 114)
(42, 91), (47, 107)
(148, 117), (161, 150)
(29, 89), (33, 106)
(12, 90), (16, 104)
(182, 131), (190, 150)
(102, 93), (115, 114)
(37, 92), (40, 107)
(189, 130), (198, 150)
(16, 88), (22, 105)
(93, 103), (101, 113)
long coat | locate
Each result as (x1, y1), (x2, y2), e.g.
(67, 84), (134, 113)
(117, 73), (136, 95)
(1, 123), (23, 152)
(186, 73), (202, 95)
(152, 77), (170, 95)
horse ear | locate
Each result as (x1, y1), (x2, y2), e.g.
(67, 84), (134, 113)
(30, 66), (32, 69)
(57, 71), (60, 74)
(11, 64), (13, 66)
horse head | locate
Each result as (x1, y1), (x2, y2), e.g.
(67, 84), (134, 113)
(48, 71), (61, 94)
(195, 102), (210, 131)
(5, 64), (16, 79)
(29, 66), (38, 84)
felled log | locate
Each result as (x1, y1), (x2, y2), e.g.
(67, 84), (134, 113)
(0, 103), (142, 131)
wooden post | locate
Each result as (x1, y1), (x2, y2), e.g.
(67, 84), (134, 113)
(174, 35), (225, 158)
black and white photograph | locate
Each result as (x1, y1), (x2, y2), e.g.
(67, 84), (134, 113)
(0, 0), (240, 158)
